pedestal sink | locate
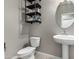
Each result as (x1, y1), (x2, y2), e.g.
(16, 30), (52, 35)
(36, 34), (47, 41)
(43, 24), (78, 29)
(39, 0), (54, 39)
(53, 35), (74, 59)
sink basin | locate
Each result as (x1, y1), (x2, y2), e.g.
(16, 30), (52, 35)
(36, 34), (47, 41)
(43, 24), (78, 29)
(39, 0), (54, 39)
(53, 35), (74, 45)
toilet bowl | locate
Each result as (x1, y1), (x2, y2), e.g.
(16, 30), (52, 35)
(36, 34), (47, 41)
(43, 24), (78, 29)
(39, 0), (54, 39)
(17, 46), (36, 59)
(17, 36), (40, 59)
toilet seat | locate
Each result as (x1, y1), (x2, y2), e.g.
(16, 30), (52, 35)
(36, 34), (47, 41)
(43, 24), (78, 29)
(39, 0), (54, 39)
(17, 46), (36, 55)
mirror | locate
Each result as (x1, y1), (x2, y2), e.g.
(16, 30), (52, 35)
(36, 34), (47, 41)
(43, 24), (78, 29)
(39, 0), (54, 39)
(55, 1), (74, 29)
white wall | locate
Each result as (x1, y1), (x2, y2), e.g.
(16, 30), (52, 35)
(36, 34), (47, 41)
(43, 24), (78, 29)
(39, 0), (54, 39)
(4, 0), (29, 59)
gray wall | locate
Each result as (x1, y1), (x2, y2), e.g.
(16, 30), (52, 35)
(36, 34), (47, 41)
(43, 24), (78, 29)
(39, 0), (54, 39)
(29, 0), (74, 59)
(4, 0), (29, 59)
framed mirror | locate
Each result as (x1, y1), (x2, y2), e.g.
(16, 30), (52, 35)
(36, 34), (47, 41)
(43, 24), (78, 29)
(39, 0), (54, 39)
(55, 1), (74, 30)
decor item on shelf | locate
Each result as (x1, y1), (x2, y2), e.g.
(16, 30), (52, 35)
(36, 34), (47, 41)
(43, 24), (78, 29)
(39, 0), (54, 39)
(26, 1), (31, 6)
(32, 15), (36, 20)
(27, 3), (41, 9)
(27, 18), (33, 21)
(36, 8), (40, 12)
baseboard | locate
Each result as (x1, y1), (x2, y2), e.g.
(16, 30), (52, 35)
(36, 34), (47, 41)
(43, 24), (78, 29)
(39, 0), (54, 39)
(11, 51), (61, 59)
(36, 51), (61, 59)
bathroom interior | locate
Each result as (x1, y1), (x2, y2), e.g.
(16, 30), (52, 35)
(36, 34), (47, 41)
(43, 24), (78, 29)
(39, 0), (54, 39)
(4, 0), (74, 59)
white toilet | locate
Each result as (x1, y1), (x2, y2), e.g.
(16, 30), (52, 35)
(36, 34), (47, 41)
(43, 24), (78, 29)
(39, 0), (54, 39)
(17, 37), (40, 59)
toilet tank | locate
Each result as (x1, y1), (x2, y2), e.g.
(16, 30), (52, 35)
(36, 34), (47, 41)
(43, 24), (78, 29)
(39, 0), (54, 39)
(30, 37), (40, 48)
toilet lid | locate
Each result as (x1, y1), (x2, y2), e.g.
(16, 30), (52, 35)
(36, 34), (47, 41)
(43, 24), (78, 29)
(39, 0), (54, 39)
(17, 46), (35, 55)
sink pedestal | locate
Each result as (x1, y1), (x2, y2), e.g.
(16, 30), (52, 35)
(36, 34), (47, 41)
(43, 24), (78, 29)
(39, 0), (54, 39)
(53, 35), (74, 59)
(62, 45), (69, 59)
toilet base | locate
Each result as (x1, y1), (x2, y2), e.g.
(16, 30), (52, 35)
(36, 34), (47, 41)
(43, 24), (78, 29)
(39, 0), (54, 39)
(29, 55), (35, 59)
(23, 55), (35, 59)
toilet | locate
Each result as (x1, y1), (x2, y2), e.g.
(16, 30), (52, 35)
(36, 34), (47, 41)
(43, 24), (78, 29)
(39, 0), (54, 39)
(17, 37), (40, 59)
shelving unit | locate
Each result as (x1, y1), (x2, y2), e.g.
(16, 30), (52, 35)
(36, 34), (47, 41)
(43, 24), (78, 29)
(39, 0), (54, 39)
(26, 20), (41, 24)
(25, 0), (41, 24)
(26, 12), (41, 17)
